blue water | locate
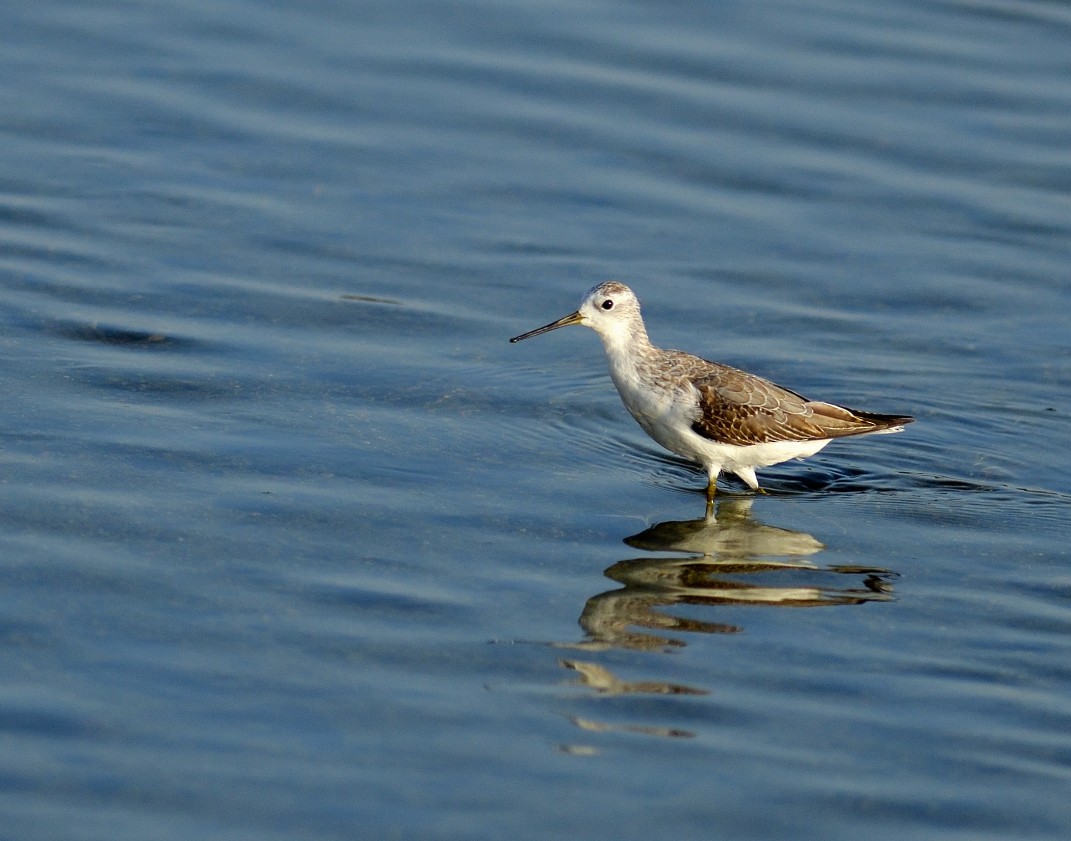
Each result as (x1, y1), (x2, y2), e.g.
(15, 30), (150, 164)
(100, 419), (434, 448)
(2, 1), (1070, 839)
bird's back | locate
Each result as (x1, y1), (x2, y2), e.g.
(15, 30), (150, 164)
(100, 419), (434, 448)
(648, 350), (913, 447)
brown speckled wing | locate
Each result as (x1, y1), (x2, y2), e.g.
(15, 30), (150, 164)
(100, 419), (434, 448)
(688, 364), (913, 446)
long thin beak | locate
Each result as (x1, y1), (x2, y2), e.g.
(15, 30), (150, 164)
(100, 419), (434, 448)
(509, 311), (584, 343)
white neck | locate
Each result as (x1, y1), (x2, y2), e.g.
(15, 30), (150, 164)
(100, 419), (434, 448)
(594, 318), (653, 391)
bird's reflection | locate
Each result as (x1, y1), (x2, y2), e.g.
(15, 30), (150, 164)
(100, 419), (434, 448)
(624, 496), (824, 561)
(573, 497), (896, 652)
(551, 498), (899, 746)
(554, 660), (705, 749)
(560, 659), (707, 696)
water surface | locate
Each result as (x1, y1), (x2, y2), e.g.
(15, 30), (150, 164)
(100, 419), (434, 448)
(2, 1), (1070, 839)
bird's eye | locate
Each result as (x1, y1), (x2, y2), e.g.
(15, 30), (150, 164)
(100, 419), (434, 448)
(601, 299), (614, 310)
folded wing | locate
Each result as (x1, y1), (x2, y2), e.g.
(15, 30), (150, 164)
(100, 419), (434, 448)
(689, 366), (913, 447)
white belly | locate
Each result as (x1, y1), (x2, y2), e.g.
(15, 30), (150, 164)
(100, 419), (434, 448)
(689, 436), (831, 472)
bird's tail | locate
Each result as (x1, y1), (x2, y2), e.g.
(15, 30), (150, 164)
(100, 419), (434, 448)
(850, 409), (914, 434)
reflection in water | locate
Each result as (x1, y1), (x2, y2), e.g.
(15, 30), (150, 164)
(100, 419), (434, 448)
(565, 716), (696, 743)
(560, 659), (707, 696)
(624, 496), (824, 561)
(573, 498), (896, 653)
(557, 498), (899, 742)
(556, 661), (703, 751)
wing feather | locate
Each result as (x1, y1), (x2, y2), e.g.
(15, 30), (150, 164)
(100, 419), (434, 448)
(687, 364), (912, 446)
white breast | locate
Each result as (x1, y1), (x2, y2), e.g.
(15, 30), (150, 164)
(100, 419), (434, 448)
(606, 355), (704, 460)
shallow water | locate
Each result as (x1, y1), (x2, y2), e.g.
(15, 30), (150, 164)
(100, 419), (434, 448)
(2, 1), (1070, 839)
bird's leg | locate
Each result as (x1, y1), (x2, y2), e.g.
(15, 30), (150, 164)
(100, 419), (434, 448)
(735, 466), (765, 494)
(703, 468), (723, 517)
